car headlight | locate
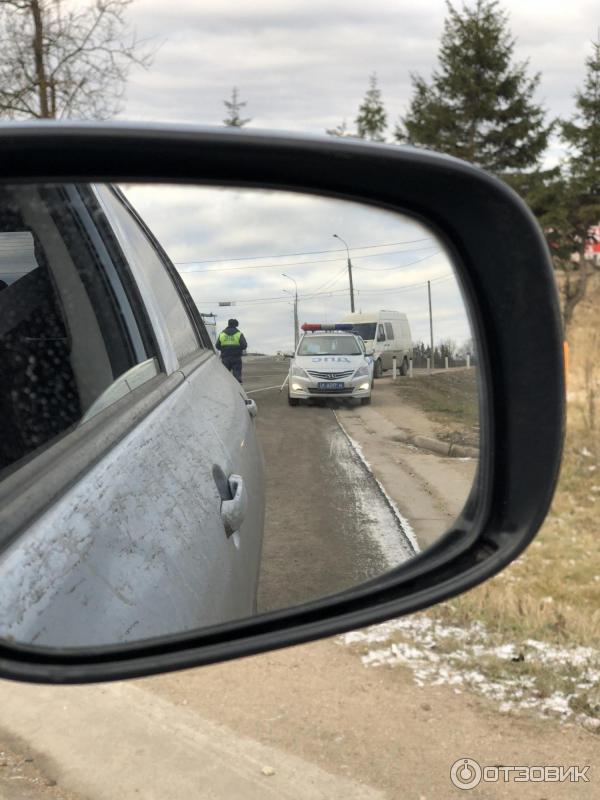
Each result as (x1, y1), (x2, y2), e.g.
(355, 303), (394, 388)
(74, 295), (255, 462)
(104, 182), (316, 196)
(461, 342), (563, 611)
(291, 365), (308, 378)
(354, 365), (370, 379)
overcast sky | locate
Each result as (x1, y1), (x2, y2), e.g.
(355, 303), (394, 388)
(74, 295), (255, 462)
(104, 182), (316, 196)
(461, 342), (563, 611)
(122, 185), (469, 354)
(122, 0), (596, 160)
(116, 1), (595, 352)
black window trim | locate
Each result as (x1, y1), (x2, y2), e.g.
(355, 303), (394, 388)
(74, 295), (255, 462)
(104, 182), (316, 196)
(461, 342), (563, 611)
(108, 185), (213, 351)
(56, 184), (148, 368)
(81, 184), (165, 372)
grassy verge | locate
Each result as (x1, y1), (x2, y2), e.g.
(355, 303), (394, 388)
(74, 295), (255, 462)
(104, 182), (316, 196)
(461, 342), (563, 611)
(436, 405), (600, 648)
(396, 369), (479, 446)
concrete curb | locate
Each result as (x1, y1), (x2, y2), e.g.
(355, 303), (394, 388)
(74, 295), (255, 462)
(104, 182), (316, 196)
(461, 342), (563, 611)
(392, 430), (479, 460)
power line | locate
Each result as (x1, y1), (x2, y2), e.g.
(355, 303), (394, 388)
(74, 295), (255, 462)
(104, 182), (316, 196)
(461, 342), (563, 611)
(355, 274), (453, 295)
(174, 237), (433, 267)
(311, 265), (349, 294)
(200, 272), (454, 307)
(180, 244), (438, 274)
(182, 244), (441, 275)
(354, 251), (440, 271)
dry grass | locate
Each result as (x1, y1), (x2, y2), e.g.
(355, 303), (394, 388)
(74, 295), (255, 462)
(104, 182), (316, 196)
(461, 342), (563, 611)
(397, 368), (479, 446)
(432, 384), (600, 650)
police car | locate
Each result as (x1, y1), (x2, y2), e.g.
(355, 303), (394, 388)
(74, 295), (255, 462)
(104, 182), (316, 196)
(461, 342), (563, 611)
(288, 323), (374, 406)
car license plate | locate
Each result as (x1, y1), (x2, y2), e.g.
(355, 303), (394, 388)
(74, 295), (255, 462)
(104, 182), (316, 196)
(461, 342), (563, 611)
(318, 382), (344, 390)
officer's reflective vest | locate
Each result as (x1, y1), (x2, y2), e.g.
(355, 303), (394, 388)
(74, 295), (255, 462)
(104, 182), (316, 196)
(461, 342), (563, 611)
(219, 331), (242, 347)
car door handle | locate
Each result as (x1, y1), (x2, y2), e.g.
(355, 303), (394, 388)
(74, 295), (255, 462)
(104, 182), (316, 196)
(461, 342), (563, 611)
(221, 474), (248, 536)
(245, 398), (257, 417)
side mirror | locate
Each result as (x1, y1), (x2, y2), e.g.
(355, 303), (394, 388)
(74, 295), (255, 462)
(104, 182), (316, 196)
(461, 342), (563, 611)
(0, 124), (564, 684)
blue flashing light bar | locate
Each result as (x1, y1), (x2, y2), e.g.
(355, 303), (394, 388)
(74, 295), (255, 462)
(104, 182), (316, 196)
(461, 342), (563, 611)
(301, 323), (355, 332)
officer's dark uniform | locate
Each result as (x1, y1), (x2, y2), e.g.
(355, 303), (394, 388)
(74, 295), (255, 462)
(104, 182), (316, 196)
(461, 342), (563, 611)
(216, 319), (248, 383)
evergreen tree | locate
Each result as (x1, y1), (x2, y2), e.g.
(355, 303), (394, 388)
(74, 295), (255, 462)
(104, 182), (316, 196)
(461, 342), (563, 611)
(223, 87), (251, 127)
(326, 119), (354, 138)
(356, 73), (387, 141)
(510, 38), (600, 331)
(555, 36), (600, 330)
(396, 0), (550, 173)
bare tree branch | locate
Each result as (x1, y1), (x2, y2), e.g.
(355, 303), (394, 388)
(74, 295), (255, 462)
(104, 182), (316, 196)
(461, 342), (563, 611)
(0, 0), (157, 120)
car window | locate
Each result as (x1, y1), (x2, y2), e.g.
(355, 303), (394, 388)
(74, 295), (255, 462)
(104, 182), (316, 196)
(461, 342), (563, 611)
(297, 335), (362, 356)
(0, 184), (157, 481)
(385, 322), (394, 339)
(377, 324), (386, 342)
(94, 185), (203, 364)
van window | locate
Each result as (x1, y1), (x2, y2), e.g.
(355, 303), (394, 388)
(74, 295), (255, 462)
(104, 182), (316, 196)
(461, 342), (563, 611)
(377, 324), (386, 342)
(385, 322), (394, 339)
(350, 322), (376, 340)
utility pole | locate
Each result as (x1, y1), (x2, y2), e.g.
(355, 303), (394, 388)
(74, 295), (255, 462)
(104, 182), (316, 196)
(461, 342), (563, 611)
(282, 273), (299, 350)
(333, 233), (355, 313)
(428, 280), (434, 371)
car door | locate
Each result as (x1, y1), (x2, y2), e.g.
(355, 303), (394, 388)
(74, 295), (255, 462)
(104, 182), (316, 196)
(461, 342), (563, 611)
(0, 183), (264, 649)
(92, 184), (265, 627)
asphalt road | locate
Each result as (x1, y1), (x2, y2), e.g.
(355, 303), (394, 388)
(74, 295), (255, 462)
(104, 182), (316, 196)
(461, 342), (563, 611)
(241, 357), (416, 613)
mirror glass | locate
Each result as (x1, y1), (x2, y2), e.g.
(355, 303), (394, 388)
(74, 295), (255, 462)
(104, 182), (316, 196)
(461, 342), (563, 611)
(0, 182), (479, 647)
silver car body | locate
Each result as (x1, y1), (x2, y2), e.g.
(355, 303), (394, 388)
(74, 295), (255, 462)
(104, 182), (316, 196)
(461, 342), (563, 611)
(0, 184), (265, 648)
(288, 331), (374, 402)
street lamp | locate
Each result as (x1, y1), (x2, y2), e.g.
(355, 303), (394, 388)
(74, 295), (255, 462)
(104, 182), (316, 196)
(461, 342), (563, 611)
(333, 233), (355, 313)
(282, 273), (299, 350)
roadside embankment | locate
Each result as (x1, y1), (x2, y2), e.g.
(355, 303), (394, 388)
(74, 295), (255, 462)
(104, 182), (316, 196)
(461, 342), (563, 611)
(336, 375), (478, 550)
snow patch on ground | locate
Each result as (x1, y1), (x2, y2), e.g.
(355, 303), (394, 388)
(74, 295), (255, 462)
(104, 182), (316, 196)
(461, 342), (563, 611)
(332, 411), (420, 554)
(339, 616), (600, 732)
(326, 422), (416, 566)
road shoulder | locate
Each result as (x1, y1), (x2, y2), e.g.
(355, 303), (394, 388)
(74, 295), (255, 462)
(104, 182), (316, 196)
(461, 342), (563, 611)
(0, 678), (383, 800)
(140, 636), (599, 799)
(336, 381), (477, 550)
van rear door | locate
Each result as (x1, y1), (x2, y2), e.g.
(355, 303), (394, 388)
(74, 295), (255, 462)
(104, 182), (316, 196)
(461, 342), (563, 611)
(376, 323), (390, 369)
(383, 321), (396, 367)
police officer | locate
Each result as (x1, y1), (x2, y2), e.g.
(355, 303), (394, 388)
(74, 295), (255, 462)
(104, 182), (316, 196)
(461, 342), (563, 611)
(216, 318), (248, 383)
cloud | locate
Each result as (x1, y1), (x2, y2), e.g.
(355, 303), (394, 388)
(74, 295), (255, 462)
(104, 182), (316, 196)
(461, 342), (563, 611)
(114, 2), (587, 352)
(121, 0), (592, 139)
(122, 184), (472, 353)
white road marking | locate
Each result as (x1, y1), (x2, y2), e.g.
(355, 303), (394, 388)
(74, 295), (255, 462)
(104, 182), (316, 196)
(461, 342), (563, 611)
(246, 385), (283, 394)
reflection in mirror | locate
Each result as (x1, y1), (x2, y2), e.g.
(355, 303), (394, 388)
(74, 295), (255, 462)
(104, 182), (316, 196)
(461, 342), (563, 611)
(0, 183), (479, 648)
